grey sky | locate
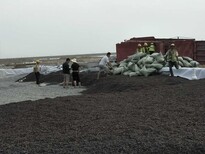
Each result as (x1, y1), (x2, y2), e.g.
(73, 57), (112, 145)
(0, 0), (204, 58)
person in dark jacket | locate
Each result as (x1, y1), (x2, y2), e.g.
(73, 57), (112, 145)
(71, 58), (81, 87)
(62, 58), (70, 88)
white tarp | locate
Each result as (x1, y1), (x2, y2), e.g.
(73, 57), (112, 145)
(0, 66), (61, 79)
(1, 65), (205, 80)
(160, 67), (205, 80)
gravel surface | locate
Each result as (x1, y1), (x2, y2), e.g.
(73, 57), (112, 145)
(0, 72), (205, 153)
(0, 75), (86, 105)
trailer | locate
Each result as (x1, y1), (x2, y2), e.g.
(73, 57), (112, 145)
(116, 36), (205, 64)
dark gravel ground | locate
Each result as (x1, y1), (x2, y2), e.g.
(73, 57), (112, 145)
(1, 71), (205, 153)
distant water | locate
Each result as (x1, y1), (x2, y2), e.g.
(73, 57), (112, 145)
(0, 52), (116, 69)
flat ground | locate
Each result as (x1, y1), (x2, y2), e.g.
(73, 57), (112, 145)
(0, 72), (205, 153)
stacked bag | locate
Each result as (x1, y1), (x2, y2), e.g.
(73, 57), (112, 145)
(112, 52), (200, 77)
(112, 52), (165, 77)
(176, 56), (199, 67)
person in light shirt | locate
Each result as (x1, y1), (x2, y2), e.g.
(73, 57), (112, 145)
(97, 52), (112, 79)
(33, 60), (41, 85)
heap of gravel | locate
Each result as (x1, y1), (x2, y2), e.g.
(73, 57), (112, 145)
(1, 72), (205, 153)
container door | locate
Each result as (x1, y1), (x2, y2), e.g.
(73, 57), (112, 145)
(195, 41), (205, 64)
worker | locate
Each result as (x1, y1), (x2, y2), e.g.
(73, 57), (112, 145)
(33, 60), (41, 85)
(164, 43), (179, 77)
(148, 42), (156, 54)
(71, 58), (81, 87)
(142, 42), (149, 53)
(62, 58), (71, 88)
(136, 44), (143, 53)
(97, 52), (112, 79)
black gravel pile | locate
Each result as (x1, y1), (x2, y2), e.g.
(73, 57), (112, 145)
(17, 71), (101, 86)
(1, 73), (205, 153)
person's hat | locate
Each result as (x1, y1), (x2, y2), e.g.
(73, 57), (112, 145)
(35, 60), (40, 63)
(171, 43), (175, 46)
(138, 44), (142, 47)
(150, 42), (154, 45)
(144, 42), (148, 46)
(71, 58), (77, 63)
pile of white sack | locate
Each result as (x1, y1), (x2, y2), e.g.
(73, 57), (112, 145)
(112, 52), (200, 77)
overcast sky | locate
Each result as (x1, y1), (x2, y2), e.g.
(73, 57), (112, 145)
(0, 0), (204, 58)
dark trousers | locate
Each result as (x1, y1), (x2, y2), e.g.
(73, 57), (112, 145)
(72, 72), (80, 84)
(35, 72), (40, 84)
(168, 61), (179, 77)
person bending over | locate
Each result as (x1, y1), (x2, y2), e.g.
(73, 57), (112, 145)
(97, 52), (112, 79)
